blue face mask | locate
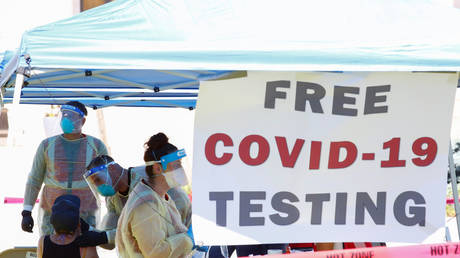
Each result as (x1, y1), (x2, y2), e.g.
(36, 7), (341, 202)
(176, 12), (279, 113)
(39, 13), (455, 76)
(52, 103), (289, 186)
(60, 117), (75, 134)
(97, 184), (116, 197)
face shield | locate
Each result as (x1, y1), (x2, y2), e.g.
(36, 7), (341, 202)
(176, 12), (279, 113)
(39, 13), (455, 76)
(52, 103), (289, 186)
(84, 161), (124, 200)
(58, 105), (85, 134)
(145, 149), (190, 188)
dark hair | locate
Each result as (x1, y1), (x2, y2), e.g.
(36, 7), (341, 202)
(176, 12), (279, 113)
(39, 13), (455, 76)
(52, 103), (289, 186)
(144, 133), (177, 176)
(65, 101), (88, 116)
(87, 155), (114, 171)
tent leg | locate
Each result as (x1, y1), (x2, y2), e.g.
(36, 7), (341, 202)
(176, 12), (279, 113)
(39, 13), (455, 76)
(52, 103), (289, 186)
(446, 226), (452, 242)
(12, 73), (24, 105)
(0, 86), (4, 109)
(96, 109), (111, 155)
(7, 72), (24, 146)
(448, 143), (460, 240)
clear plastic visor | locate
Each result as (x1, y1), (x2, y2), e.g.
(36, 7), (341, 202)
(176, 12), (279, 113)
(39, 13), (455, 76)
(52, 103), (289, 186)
(84, 161), (115, 198)
(57, 106), (85, 134)
(145, 149), (191, 185)
(145, 149), (186, 170)
(61, 105), (85, 118)
(84, 161), (115, 186)
(59, 108), (84, 123)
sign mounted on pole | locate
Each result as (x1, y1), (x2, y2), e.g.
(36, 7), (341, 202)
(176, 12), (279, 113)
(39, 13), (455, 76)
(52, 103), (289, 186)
(192, 71), (458, 245)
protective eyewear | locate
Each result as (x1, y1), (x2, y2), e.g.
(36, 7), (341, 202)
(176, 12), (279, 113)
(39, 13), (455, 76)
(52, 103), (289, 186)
(84, 161), (116, 178)
(84, 161), (121, 197)
(145, 149), (186, 170)
(61, 105), (85, 119)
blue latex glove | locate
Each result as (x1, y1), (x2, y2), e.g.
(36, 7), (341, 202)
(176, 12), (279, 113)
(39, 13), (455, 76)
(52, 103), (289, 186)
(197, 246), (209, 252)
(187, 225), (195, 246)
(187, 225), (209, 252)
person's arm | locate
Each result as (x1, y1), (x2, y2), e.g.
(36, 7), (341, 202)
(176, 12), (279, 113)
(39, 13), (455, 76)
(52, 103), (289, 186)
(24, 140), (47, 210)
(80, 246), (99, 258)
(37, 236), (44, 258)
(76, 230), (108, 247)
(131, 203), (193, 258)
(22, 141), (47, 232)
(99, 205), (119, 250)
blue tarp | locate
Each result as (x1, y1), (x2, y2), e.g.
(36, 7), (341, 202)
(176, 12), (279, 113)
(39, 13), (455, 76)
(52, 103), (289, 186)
(1, 0), (460, 108)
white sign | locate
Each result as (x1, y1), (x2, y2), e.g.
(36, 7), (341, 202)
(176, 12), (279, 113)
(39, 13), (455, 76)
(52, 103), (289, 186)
(192, 71), (458, 245)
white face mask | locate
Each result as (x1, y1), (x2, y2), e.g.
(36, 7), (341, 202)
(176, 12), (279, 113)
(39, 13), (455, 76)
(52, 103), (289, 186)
(163, 167), (188, 188)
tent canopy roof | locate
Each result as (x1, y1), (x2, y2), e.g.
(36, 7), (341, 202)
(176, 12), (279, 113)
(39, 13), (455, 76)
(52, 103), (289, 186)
(2, 0), (460, 108)
(16, 0), (460, 71)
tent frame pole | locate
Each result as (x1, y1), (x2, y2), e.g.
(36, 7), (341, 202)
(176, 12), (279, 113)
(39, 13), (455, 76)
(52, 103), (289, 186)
(93, 98), (190, 109)
(157, 70), (198, 80)
(12, 71), (24, 105)
(0, 86), (4, 109)
(7, 69), (25, 146)
(93, 74), (158, 90)
(155, 80), (196, 91)
(448, 143), (460, 239)
(13, 68), (207, 93)
(24, 69), (117, 85)
(93, 73), (197, 91)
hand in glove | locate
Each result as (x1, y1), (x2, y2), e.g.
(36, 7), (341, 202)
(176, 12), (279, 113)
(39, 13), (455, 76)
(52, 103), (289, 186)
(21, 210), (34, 233)
(79, 218), (89, 233)
(187, 225), (208, 252)
(187, 225), (195, 245)
(76, 231), (108, 247)
(196, 246), (209, 252)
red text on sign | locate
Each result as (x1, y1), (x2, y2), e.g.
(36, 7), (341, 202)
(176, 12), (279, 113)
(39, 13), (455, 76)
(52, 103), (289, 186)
(204, 133), (438, 169)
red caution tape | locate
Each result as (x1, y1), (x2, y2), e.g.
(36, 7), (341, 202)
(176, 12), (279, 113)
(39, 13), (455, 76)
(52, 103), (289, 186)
(4, 197), (39, 204)
(266, 242), (460, 258)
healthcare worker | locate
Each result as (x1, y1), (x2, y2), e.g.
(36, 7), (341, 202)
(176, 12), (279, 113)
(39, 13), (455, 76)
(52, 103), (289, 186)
(21, 101), (108, 236)
(115, 132), (194, 257)
(81, 154), (191, 250)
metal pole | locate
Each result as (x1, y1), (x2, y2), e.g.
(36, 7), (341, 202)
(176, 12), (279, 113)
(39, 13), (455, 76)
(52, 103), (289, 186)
(0, 86), (4, 109)
(12, 73), (24, 105)
(448, 143), (460, 239)
(96, 109), (111, 155)
(446, 226), (452, 242)
(7, 71), (24, 146)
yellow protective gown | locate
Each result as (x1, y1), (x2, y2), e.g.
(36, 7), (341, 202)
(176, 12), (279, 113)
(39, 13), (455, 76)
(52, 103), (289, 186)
(116, 180), (193, 258)
(166, 187), (191, 228)
(24, 134), (108, 235)
(101, 166), (191, 249)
